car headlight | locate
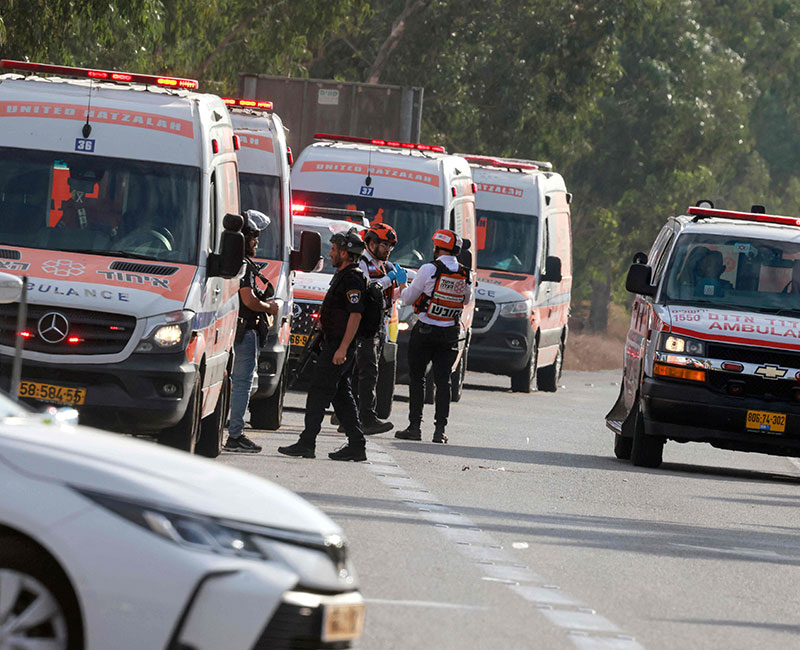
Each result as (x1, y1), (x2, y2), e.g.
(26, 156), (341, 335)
(661, 334), (705, 356)
(136, 310), (194, 353)
(499, 300), (530, 318)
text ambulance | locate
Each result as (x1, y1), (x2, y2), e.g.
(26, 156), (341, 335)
(608, 204), (800, 468)
(291, 134), (477, 400)
(463, 156), (572, 393)
(0, 61), (246, 456)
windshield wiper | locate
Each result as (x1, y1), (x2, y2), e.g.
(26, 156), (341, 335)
(61, 249), (160, 261)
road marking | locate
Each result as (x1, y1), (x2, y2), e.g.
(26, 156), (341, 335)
(366, 598), (488, 610)
(787, 457), (800, 474)
(363, 443), (646, 650)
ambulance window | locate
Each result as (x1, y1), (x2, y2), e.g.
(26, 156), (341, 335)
(240, 172), (282, 261)
(449, 208), (455, 231)
(652, 232), (675, 284)
(209, 172), (217, 250)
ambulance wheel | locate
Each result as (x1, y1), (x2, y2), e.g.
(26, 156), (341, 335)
(511, 344), (538, 393)
(197, 370), (230, 458)
(424, 369), (435, 404)
(630, 402), (664, 468)
(159, 376), (201, 453)
(538, 340), (564, 392)
(376, 356), (396, 420)
(250, 368), (286, 431)
(451, 350), (467, 403)
(614, 434), (633, 460)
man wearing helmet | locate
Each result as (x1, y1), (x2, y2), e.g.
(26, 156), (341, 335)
(395, 229), (472, 444)
(353, 222), (407, 434)
(224, 210), (279, 453)
(279, 227), (369, 461)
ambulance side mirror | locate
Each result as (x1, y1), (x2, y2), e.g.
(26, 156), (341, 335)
(626, 263), (655, 296)
(457, 238), (473, 269)
(0, 273), (23, 304)
(291, 230), (322, 272)
(541, 256), (562, 283)
(208, 213), (245, 279)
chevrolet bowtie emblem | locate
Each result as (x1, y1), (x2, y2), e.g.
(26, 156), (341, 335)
(755, 364), (787, 379)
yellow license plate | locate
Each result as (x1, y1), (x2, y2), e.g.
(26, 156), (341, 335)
(18, 381), (86, 406)
(322, 602), (365, 643)
(746, 409), (786, 433)
(290, 333), (309, 347)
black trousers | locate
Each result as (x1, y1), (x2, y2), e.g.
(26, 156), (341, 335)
(353, 334), (382, 423)
(407, 322), (459, 429)
(299, 337), (365, 449)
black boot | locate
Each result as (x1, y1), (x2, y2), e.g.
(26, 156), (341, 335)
(362, 417), (394, 435)
(277, 441), (316, 458)
(395, 424), (422, 440)
(432, 425), (448, 444)
(328, 444), (367, 461)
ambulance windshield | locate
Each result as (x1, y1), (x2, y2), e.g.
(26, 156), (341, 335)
(291, 190), (440, 269)
(663, 233), (800, 314)
(0, 147), (200, 264)
(475, 208), (538, 274)
(240, 172), (283, 261)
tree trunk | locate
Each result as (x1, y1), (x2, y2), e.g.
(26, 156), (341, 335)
(366, 0), (430, 84)
(588, 276), (611, 333)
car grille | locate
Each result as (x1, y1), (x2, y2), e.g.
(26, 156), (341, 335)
(292, 300), (322, 336)
(707, 343), (800, 369)
(707, 371), (797, 401)
(0, 304), (135, 354)
(253, 601), (328, 650)
(473, 299), (495, 329)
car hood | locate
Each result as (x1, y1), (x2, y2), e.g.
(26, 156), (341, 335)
(664, 304), (800, 351)
(0, 419), (339, 537)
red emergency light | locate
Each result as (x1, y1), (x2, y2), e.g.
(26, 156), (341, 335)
(463, 155), (539, 171)
(291, 203), (307, 213)
(0, 60), (199, 90)
(314, 133), (446, 153)
(222, 97), (273, 111)
(687, 206), (800, 227)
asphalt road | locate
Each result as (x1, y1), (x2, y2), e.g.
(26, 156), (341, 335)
(220, 369), (800, 650)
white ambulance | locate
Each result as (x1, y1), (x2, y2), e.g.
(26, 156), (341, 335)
(0, 60), (247, 456)
(462, 155), (572, 393)
(291, 134), (477, 399)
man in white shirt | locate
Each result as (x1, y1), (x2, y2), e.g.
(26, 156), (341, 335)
(395, 229), (472, 443)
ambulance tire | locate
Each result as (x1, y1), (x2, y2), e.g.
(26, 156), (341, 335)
(250, 367), (286, 431)
(451, 350), (467, 403)
(197, 370), (230, 458)
(376, 356), (396, 420)
(511, 344), (538, 393)
(538, 340), (564, 392)
(160, 376), (201, 453)
(614, 433), (633, 460)
(424, 369), (435, 404)
(630, 402), (664, 468)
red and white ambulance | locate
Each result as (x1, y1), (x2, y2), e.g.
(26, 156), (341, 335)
(291, 134), (477, 399)
(0, 60), (246, 456)
(608, 203), (800, 468)
(463, 155), (572, 392)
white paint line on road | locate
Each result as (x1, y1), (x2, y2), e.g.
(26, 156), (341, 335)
(362, 442), (647, 650)
(366, 598), (488, 610)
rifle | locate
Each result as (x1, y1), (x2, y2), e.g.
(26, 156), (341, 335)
(290, 327), (323, 389)
(244, 257), (275, 342)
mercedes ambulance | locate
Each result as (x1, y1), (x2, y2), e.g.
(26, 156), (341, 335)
(608, 203), (800, 468)
(291, 134), (477, 400)
(0, 60), (246, 456)
(462, 155), (572, 393)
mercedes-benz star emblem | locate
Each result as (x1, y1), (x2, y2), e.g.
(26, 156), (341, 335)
(293, 303), (302, 319)
(38, 312), (69, 344)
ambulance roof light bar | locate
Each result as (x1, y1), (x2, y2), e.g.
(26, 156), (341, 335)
(222, 97), (273, 111)
(0, 60), (199, 90)
(314, 133), (445, 154)
(687, 205), (800, 227)
(462, 154), (539, 171)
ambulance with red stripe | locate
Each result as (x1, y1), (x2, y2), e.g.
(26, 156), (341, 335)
(463, 155), (572, 393)
(0, 60), (247, 456)
(607, 203), (800, 468)
(290, 134), (477, 399)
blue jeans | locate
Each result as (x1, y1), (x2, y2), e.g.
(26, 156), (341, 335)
(229, 329), (258, 439)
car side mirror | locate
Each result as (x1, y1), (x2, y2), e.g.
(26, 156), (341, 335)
(208, 213), (245, 279)
(290, 230), (322, 272)
(0, 273), (23, 304)
(457, 239), (473, 268)
(626, 263), (655, 296)
(632, 251), (648, 264)
(541, 255), (562, 283)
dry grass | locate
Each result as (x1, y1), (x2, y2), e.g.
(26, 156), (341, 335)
(563, 302), (628, 371)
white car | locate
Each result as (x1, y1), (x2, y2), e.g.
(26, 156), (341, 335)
(0, 394), (364, 650)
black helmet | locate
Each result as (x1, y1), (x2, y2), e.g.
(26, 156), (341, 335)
(241, 210), (270, 238)
(330, 227), (366, 258)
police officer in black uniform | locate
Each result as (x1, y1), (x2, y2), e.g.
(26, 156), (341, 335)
(278, 227), (368, 461)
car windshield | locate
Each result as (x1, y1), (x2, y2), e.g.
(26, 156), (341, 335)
(476, 208), (538, 274)
(293, 221), (364, 275)
(0, 147), (200, 264)
(292, 190), (441, 269)
(662, 233), (800, 314)
(240, 172), (283, 261)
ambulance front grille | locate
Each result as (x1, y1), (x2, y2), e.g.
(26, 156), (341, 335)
(0, 304), (135, 354)
(473, 299), (496, 330)
(707, 343), (800, 370)
(291, 300), (322, 337)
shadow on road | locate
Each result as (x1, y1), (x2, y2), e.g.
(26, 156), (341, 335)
(657, 618), (800, 635)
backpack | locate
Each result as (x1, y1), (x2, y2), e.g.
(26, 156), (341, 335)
(358, 274), (386, 338)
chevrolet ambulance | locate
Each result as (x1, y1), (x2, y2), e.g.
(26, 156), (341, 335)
(291, 134), (477, 400)
(0, 60), (247, 457)
(607, 203), (800, 468)
(462, 155), (572, 393)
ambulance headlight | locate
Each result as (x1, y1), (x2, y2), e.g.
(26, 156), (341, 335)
(662, 334), (705, 356)
(499, 300), (530, 318)
(136, 310), (194, 353)
(154, 325), (183, 347)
